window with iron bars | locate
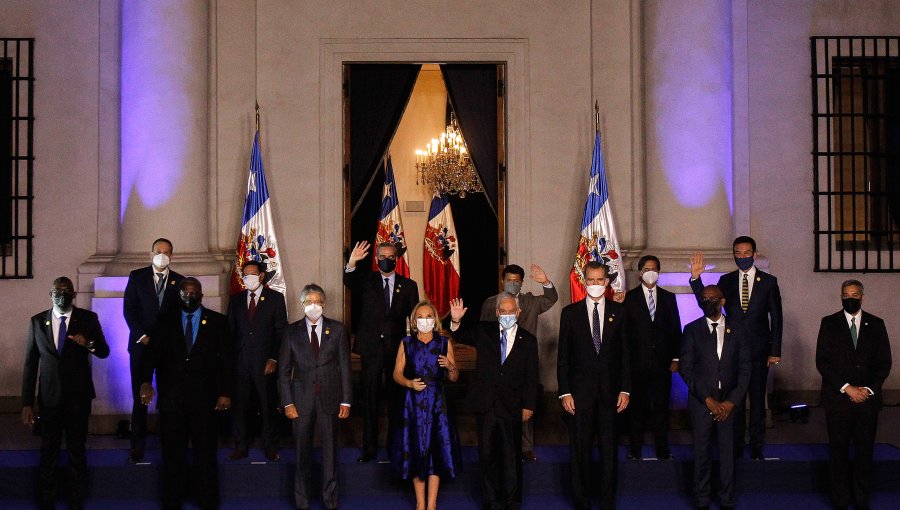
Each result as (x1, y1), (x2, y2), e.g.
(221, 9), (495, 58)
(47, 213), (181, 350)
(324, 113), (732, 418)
(811, 36), (900, 272)
(1, 38), (34, 278)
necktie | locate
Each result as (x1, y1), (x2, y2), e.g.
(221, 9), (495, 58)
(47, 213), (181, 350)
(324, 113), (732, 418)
(384, 278), (391, 314)
(184, 313), (194, 353)
(58, 316), (68, 355)
(711, 322), (720, 359)
(311, 324), (320, 359)
(741, 273), (749, 312)
(592, 302), (602, 353)
(248, 292), (257, 322)
(156, 272), (166, 307)
(500, 329), (508, 365)
(850, 317), (858, 349)
(648, 289), (656, 321)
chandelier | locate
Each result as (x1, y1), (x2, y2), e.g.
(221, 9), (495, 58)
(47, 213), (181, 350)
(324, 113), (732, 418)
(414, 113), (484, 197)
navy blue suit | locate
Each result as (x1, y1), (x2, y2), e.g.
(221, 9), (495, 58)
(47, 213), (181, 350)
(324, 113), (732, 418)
(690, 268), (782, 451)
(680, 316), (750, 508)
(123, 265), (184, 451)
(816, 310), (892, 509)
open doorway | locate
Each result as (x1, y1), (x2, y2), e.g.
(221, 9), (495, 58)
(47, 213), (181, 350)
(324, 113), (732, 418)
(343, 63), (506, 329)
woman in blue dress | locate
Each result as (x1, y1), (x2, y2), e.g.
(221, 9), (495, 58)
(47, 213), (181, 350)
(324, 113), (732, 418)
(392, 300), (461, 510)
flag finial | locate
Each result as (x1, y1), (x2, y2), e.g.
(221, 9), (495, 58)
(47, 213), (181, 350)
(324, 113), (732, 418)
(255, 102), (260, 133)
(594, 100), (600, 135)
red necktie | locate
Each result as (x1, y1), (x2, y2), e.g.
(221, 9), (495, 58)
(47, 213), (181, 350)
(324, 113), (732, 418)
(248, 292), (257, 322)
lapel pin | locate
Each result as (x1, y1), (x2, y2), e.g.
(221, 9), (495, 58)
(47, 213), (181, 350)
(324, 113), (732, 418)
(395, 288), (400, 293)
(170, 280), (175, 285)
(260, 296), (266, 301)
(756, 277), (761, 282)
(608, 317), (614, 322)
(864, 322), (868, 326)
(201, 319), (207, 325)
(45, 320), (50, 326)
(325, 329), (331, 335)
(726, 328), (731, 333)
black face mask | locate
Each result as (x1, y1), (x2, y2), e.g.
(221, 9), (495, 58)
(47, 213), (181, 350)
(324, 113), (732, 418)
(841, 297), (861, 315)
(701, 298), (721, 318)
(52, 293), (74, 310)
(734, 256), (754, 271)
(181, 295), (202, 313)
(377, 257), (397, 274)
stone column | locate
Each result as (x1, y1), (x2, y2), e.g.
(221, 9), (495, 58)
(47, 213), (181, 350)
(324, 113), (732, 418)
(644, 0), (735, 258)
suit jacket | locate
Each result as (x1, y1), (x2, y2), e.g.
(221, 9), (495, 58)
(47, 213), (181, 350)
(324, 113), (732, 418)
(123, 266), (185, 352)
(343, 268), (419, 357)
(22, 307), (110, 409)
(278, 317), (353, 416)
(452, 321), (538, 420)
(679, 316), (750, 406)
(690, 269), (783, 358)
(227, 286), (287, 374)
(143, 307), (233, 413)
(623, 284), (682, 372)
(557, 298), (631, 408)
(479, 285), (559, 338)
(815, 310), (892, 413)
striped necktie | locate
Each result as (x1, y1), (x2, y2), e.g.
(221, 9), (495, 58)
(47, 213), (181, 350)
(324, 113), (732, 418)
(647, 289), (656, 321)
(741, 273), (749, 312)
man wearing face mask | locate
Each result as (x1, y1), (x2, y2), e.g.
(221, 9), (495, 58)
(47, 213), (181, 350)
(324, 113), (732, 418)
(623, 255), (682, 460)
(689, 235), (782, 460)
(123, 237), (185, 463)
(557, 261), (630, 510)
(480, 264), (557, 462)
(22, 277), (110, 510)
(227, 260), (287, 462)
(680, 285), (750, 510)
(140, 278), (233, 510)
(343, 240), (419, 463)
(816, 280), (891, 510)
(449, 294), (538, 510)
(279, 284), (352, 510)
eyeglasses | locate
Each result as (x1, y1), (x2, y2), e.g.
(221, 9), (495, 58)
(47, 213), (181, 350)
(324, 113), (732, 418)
(302, 300), (324, 306)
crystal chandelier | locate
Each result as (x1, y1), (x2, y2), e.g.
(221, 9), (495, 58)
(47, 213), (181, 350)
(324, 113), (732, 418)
(414, 113), (484, 197)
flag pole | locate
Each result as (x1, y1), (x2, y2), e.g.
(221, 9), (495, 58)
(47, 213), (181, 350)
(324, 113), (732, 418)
(255, 102), (261, 144)
(594, 100), (600, 136)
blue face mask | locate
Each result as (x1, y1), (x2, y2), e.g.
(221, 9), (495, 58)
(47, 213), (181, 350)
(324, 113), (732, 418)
(498, 314), (517, 330)
(734, 256), (754, 271)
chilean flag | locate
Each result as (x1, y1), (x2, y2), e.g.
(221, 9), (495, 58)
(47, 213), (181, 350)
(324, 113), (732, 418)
(423, 194), (460, 317)
(371, 156), (410, 277)
(229, 131), (286, 295)
(569, 131), (625, 302)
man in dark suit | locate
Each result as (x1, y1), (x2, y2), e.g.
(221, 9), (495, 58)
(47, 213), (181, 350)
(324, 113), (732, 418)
(689, 235), (782, 459)
(343, 240), (419, 462)
(623, 254), (682, 460)
(123, 237), (185, 463)
(480, 263), (557, 462)
(227, 260), (287, 462)
(279, 284), (352, 510)
(450, 294), (538, 510)
(140, 277), (233, 510)
(557, 261), (631, 510)
(816, 279), (891, 510)
(22, 277), (110, 510)
(680, 285), (750, 510)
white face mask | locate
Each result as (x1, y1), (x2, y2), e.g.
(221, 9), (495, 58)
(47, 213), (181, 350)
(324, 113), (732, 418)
(152, 253), (170, 270)
(242, 274), (262, 292)
(586, 284), (606, 298)
(641, 270), (659, 286)
(304, 303), (323, 321)
(416, 317), (436, 332)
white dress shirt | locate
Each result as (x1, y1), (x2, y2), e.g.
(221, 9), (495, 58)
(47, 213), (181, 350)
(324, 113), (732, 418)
(586, 296), (605, 339)
(839, 309), (874, 396)
(153, 268), (170, 289)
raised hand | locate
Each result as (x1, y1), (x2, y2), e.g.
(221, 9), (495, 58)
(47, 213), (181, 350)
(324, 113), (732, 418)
(347, 241), (371, 267)
(690, 252), (705, 280)
(530, 264), (549, 285)
(449, 298), (467, 323)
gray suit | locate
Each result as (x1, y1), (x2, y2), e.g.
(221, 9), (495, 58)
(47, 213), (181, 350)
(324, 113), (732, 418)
(480, 283), (558, 453)
(278, 316), (352, 510)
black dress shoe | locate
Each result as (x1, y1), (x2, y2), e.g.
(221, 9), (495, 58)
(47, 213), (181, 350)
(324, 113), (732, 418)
(228, 448), (248, 461)
(357, 453), (376, 463)
(127, 447), (144, 464)
(265, 448), (280, 462)
(750, 447), (764, 460)
(656, 447), (673, 459)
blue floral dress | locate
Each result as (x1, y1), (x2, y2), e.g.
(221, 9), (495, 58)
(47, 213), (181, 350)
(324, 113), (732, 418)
(391, 334), (461, 480)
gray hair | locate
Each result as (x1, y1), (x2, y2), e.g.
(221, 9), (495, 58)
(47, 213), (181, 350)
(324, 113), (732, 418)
(300, 283), (326, 303)
(495, 291), (520, 312)
(841, 279), (864, 295)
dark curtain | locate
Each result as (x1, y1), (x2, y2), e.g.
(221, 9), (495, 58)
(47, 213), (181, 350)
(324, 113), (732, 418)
(440, 64), (500, 212)
(448, 193), (499, 328)
(348, 64), (421, 212)
(0, 67), (10, 245)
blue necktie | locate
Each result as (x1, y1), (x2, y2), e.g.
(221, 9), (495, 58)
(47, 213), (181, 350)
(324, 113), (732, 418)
(156, 273), (166, 307)
(500, 329), (508, 365)
(592, 302), (602, 353)
(58, 316), (68, 355)
(184, 313), (194, 353)
(648, 289), (656, 322)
